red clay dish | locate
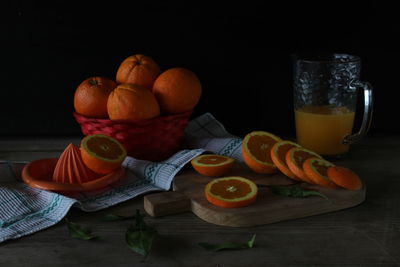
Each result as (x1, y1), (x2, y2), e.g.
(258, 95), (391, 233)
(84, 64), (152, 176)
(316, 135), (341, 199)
(21, 158), (125, 193)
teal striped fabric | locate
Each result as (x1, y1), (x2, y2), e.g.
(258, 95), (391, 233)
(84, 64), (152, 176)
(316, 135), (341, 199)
(0, 113), (243, 243)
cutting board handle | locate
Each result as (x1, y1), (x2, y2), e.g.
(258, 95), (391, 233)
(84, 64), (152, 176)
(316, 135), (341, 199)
(144, 191), (191, 217)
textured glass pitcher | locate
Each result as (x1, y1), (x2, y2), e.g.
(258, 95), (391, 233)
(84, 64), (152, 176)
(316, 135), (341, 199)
(293, 54), (373, 156)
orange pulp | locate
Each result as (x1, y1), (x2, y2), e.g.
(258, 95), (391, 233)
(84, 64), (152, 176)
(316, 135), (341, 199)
(295, 105), (355, 156)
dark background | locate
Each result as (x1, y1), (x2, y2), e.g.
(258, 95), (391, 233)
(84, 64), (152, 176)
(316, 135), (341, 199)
(1, 0), (398, 138)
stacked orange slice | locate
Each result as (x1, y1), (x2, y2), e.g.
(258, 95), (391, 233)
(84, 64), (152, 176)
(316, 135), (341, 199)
(271, 140), (302, 180)
(285, 147), (322, 183)
(327, 166), (362, 190)
(303, 158), (338, 188)
(242, 131), (281, 174)
(239, 130), (363, 191)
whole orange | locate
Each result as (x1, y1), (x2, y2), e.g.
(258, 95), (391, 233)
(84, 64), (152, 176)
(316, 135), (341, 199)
(152, 67), (202, 114)
(107, 83), (160, 121)
(74, 77), (117, 118)
(116, 54), (161, 90)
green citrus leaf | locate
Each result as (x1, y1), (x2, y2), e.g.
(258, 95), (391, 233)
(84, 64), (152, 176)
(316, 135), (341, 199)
(125, 210), (157, 257)
(198, 234), (256, 252)
(247, 234), (256, 248)
(269, 185), (329, 200)
(301, 189), (329, 200)
(65, 218), (101, 240)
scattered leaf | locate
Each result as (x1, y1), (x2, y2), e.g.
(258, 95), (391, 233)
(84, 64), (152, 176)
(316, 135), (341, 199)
(125, 210), (157, 257)
(199, 234), (256, 252)
(268, 184), (329, 200)
(100, 214), (135, 222)
(65, 218), (101, 240)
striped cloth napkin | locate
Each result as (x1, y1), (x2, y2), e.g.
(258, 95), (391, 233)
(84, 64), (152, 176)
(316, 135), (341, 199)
(0, 113), (243, 243)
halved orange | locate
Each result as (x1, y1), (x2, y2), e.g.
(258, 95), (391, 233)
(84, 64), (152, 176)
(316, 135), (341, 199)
(191, 154), (235, 177)
(285, 147), (322, 183)
(204, 176), (258, 208)
(303, 158), (338, 188)
(242, 131), (282, 174)
(80, 134), (127, 174)
(327, 166), (362, 190)
(270, 140), (301, 180)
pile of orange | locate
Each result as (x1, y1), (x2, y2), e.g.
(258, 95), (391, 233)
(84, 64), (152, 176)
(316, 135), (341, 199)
(74, 54), (202, 120)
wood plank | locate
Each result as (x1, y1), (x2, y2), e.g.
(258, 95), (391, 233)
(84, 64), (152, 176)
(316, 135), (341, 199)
(1, 135), (400, 266)
(144, 191), (191, 217)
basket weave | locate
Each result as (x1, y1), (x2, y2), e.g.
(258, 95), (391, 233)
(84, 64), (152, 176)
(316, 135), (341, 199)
(73, 111), (192, 162)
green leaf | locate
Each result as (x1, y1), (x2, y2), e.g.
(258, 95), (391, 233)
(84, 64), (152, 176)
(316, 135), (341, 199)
(100, 214), (135, 222)
(198, 234), (256, 252)
(301, 189), (330, 200)
(268, 184), (329, 200)
(125, 210), (157, 257)
(65, 218), (101, 240)
(247, 234), (256, 248)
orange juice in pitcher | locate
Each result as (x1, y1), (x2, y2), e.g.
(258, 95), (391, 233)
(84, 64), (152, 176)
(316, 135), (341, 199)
(292, 54), (373, 157)
(295, 106), (355, 156)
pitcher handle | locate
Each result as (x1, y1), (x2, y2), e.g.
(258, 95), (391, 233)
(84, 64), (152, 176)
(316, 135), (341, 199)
(342, 81), (373, 145)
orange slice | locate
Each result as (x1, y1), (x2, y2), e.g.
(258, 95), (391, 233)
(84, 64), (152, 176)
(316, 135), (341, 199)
(242, 131), (282, 174)
(327, 166), (362, 190)
(204, 176), (258, 208)
(191, 154), (235, 177)
(80, 134), (127, 174)
(285, 147), (322, 183)
(303, 158), (338, 188)
(270, 140), (302, 180)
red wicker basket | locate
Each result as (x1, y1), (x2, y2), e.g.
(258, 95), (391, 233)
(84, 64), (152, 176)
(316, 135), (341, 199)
(73, 110), (192, 162)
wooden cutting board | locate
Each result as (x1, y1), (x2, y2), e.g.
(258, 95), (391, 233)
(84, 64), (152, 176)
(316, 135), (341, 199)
(144, 163), (366, 227)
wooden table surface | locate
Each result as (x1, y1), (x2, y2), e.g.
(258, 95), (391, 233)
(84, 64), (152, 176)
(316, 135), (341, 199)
(1, 134), (400, 267)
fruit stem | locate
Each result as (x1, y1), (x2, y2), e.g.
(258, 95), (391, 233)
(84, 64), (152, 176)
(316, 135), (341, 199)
(89, 79), (100, 86)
